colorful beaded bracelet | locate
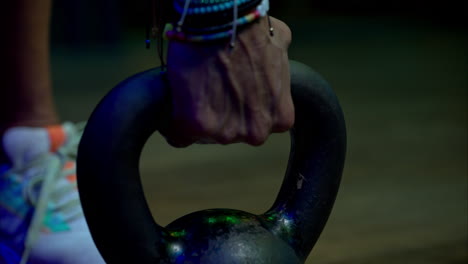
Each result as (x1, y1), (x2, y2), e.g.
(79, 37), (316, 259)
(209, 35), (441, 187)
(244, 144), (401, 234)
(164, 9), (261, 42)
(165, 0), (269, 43)
(186, 0), (232, 5)
(174, 0), (251, 15)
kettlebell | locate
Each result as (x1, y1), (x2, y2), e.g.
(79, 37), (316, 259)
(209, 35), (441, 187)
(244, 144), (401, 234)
(77, 60), (346, 263)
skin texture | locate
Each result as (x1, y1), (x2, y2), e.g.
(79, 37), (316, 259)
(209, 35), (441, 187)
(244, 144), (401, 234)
(0, 0), (292, 148)
(0, 0), (58, 136)
(163, 16), (294, 147)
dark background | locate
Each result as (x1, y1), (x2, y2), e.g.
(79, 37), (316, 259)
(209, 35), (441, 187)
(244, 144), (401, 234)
(50, 0), (467, 44)
(49, 1), (466, 263)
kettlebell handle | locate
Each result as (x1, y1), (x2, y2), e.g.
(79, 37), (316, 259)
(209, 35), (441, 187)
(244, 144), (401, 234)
(77, 61), (346, 263)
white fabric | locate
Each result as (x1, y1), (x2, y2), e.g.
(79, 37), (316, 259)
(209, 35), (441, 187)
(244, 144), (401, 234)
(3, 128), (50, 170)
(1, 124), (104, 264)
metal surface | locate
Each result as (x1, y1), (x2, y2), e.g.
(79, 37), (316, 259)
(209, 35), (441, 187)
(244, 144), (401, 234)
(77, 61), (346, 263)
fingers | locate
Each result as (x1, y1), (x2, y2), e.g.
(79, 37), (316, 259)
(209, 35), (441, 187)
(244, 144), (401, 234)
(162, 102), (294, 147)
(165, 108), (220, 148)
(163, 17), (295, 148)
(243, 87), (294, 145)
(271, 99), (295, 134)
(245, 110), (271, 146)
(159, 124), (198, 148)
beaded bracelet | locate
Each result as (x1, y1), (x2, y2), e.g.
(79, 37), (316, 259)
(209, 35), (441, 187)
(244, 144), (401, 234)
(174, 0), (253, 15)
(165, 0), (270, 46)
(165, 9), (261, 42)
(178, 0), (262, 29)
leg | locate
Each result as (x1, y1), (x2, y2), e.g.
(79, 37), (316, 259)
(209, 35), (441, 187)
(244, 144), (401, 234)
(0, 2), (105, 263)
(0, 0), (58, 135)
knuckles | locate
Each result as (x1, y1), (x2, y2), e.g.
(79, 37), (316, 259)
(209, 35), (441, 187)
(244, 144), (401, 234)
(164, 115), (293, 147)
(163, 18), (294, 148)
(273, 108), (295, 133)
(245, 133), (268, 146)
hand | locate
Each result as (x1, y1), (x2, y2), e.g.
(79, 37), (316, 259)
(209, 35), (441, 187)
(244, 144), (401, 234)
(161, 16), (294, 147)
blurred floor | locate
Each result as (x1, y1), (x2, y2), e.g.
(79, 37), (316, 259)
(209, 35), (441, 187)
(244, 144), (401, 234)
(52, 16), (467, 263)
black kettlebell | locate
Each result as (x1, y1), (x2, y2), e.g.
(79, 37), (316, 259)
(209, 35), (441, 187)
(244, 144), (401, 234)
(77, 60), (346, 264)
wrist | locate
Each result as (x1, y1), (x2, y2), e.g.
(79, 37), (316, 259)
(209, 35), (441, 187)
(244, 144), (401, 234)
(164, 0), (271, 45)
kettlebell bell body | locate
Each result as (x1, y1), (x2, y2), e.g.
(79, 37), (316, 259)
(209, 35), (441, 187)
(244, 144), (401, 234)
(77, 61), (346, 263)
(164, 209), (301, 264)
